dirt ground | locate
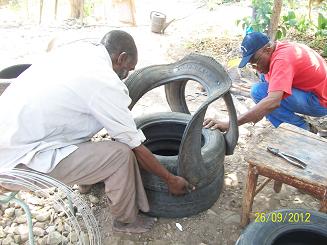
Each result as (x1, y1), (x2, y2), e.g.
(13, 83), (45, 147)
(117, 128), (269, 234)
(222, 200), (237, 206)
(0, 1), (325, 244)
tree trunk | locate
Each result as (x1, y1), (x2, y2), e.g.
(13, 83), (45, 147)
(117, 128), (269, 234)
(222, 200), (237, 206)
(69, 0), (84, 19)
(268, 0), (283, 40)
(0, 0), (9, 6)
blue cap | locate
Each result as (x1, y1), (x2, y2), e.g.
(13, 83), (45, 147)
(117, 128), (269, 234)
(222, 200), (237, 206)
(238, 32), (270, 68)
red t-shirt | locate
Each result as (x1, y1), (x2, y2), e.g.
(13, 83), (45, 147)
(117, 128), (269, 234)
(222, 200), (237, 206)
(265, 41), (327, 107)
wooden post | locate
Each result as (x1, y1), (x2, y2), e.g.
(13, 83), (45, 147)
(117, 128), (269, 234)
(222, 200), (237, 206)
(129, 0), (136, 26)
(320, 190), (327, 213)
(273, 180), (283, 193)
(241, 164), (259, 227)
(54, 0), (58, 20)
(39, 0), (44, 24)
(268, 0), (282, 40)
(320, 200), (327, 212)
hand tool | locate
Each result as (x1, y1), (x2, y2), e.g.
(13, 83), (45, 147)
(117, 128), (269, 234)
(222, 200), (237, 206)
(267, 146), (307, 169)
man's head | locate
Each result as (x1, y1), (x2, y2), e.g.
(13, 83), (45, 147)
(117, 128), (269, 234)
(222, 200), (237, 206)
(239, 32), (274, 74)
(101, 30), (138, 80)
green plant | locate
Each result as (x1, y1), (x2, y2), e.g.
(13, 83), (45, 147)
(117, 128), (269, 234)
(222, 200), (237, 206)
(276, 11), (311, 39)
(316, 13), (327, 36)
(236, 0), (273, 33)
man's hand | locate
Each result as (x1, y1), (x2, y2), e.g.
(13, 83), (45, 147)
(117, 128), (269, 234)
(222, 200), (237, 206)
(133, 145), (195, 196)
(203, 118), (229, 131)
(166, 174), (195, 195)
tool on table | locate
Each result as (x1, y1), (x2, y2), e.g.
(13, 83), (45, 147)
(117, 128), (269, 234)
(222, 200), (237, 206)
(267, 146), (307, 169)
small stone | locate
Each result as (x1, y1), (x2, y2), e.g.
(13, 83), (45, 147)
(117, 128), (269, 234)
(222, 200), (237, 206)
(35, 190), (49, 198)
(58, 211), (66, 217)
(16, 225), (29, 242)
(57, 191), (67, 199)
(69, 231), (78, 242)
(15, 215), (27, 224)
(46, 226), (56, 234)
(48, 187), (56, 195)
(4, 225), (15, 234)
(14, 209), (24, 217)
(1, 203), (10, 210)
(293, 197), (303, 204)
(167, 224), (171, 230)
(57, 222), (64, 232)
(33, 227), (45, 237)
(47, 231), (67, 245)
(52, 204), (62, 213)
(4, 207), (15, 218)
(34, 222), (47, 229)
(89, 195), (99, 204)
(13, 234), (21, 243)
(35, 212), (50, 222)
(37, 236), (47, 245)
(175, 223), (183, 231)
(27, 195), (43, 205)
(0, 226), (6, 238)
(2, 235), (14, 245)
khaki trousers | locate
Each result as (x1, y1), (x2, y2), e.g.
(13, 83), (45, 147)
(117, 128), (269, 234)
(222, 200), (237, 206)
(48, 140), (149, 223)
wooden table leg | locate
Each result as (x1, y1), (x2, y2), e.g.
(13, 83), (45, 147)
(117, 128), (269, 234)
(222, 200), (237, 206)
(273, 181), (283, 193)
(241, 164), (259, 227)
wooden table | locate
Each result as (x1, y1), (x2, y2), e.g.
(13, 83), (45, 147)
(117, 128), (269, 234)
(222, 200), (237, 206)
(241, 125), (327, 227)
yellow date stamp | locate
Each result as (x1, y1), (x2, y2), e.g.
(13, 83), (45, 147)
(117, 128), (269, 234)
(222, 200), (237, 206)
(254, 211), (311, 223)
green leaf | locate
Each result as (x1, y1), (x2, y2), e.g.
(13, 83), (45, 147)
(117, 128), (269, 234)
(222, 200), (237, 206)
(276, 30), (282, 40)
(282, 26), (287, 37)
(318, 13), (324, 29)
(288, 11), (296, 20)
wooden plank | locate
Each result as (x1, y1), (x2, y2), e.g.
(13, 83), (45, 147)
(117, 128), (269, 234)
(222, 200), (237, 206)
(249, 163), (326, 199)
(241, 164), (259, 227)
(280, 124), (327, 142)
(245, 126), (327, 188)
(255, 178), (271, 196)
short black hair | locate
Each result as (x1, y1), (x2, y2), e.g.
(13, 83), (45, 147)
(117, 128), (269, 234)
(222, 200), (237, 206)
(100, 30), (137, 60)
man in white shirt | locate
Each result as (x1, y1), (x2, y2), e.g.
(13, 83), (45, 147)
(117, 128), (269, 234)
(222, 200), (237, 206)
(0, 30), (192, 233)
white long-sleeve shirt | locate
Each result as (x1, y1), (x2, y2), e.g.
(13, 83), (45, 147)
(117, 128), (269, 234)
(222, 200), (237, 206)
(0, 42), (145, 173)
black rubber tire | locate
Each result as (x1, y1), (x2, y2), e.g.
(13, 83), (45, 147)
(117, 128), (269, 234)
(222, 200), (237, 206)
(0, 64), (31, 79)
(135, 112), (225, 189)
(125, 54), (238, 156)
(163, 53), (231, 114)
(135, 112), (225, 217)
(236, 209), (327, 245)
(144, 165), (224, 218)
(126, 54), (234, 217)
(126, 54), (231, 110)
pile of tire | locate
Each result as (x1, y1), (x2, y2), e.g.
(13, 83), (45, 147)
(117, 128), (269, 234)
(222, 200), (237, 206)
(126, 54), (239, 217)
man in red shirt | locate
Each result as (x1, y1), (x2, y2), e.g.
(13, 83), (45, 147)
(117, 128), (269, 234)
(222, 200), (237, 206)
(203, 32), (327, 132)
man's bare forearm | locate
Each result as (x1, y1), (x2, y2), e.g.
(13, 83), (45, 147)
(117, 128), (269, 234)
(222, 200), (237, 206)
(238, 91), (283, 126)
(132, 144), (173, 183)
